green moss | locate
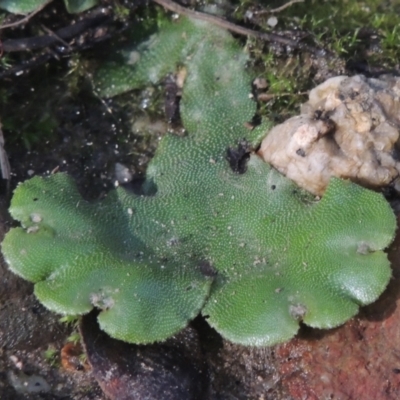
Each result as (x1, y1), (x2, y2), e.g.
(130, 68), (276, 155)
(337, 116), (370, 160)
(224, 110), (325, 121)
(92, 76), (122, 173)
(240, 0), (400, 119)
(43, 346), (59, 367)
(66, 331), (81, 345)
(2, 16), (396, 346)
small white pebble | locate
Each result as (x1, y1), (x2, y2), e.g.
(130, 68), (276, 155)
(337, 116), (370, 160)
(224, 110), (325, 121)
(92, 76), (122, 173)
(267, 16), (278, 27)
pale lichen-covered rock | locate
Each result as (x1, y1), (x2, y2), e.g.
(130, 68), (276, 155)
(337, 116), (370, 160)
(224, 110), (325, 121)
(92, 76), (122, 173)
(259, 75), (400, 195)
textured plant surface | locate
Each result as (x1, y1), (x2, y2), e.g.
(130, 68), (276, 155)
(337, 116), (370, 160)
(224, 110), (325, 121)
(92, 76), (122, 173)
(0, 0), (97, 14)
(2, 17), (397, 346)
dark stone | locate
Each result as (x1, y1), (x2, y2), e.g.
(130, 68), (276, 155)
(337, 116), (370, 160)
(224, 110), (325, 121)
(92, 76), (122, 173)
(80, 311), (209, 400)
(226, 140), (252, 174)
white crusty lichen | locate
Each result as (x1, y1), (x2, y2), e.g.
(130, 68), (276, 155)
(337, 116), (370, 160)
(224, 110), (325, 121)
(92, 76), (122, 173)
(259, 75), (400, 195)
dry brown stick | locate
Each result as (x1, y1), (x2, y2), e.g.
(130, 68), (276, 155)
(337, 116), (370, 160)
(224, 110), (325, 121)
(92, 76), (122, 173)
(151, 0), (299, 48)
(260, 0), (304, 14)
(258, 91), (308, 102)
(0, 0), (53, 30)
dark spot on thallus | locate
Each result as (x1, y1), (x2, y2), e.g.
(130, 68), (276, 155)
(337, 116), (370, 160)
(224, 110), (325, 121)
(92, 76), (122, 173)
(198, 261), (217, 278)
(393, 368), (400, 374)
(271, 185), (276, 190)
(33, 198), (38, 201)
(164, 74), (181, 124)
(226, 139), (252, 174)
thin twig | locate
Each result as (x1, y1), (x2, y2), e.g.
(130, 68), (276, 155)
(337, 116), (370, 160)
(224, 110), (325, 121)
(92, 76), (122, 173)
(258, 91), (308, 101)
(151, 0), (299, 48)
(0, 0), (53, 30)
(258, 0), (304, 15)
(2, 7), (110, 52)
(41, 24), (73, 51)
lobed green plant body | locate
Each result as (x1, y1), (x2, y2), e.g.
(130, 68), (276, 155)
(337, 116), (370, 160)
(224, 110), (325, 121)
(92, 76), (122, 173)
(2, 16), (397, 346)
(0, 0), (98, 14)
